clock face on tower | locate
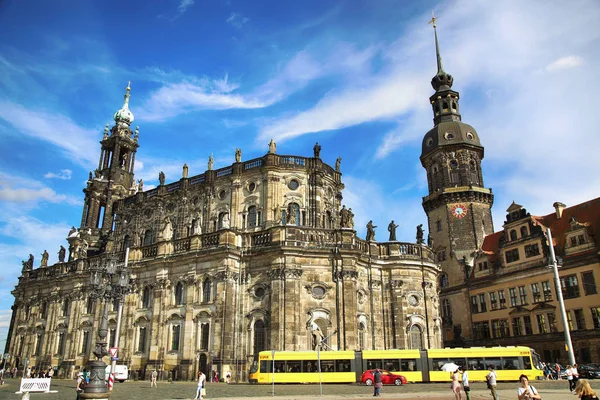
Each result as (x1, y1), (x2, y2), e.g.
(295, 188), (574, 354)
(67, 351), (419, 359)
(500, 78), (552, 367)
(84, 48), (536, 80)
(451, 204), (467, 218)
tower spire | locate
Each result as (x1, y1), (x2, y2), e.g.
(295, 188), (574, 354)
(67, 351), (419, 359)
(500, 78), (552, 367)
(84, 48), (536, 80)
(428, 11), (444, 75)
(114, 81), (134, 127)
(428, 12), (453, 91)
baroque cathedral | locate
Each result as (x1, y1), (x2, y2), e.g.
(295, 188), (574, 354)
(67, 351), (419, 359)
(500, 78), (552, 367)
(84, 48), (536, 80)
(5, 76), (442, 379)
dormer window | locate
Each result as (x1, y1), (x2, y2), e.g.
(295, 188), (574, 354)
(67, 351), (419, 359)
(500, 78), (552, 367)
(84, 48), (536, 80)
(520, 226), (528, 237)
(510, 230), (517, 241)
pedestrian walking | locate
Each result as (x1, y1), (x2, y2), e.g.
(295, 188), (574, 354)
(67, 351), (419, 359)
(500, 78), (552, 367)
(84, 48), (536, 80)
(568, 365), (576, 392)
(373, 368), (383, 397)
(486, 365), (499, 400)
(150, 369), (157, 388)
(575, 379), (598, 400)
(195, 370), (206, 400)
(517, 374), (541, 400)
(460, 366), (471, 400)
(450, 368), (461, 400)
(556, 363), (562, 380)
(225, 370), (231, 383)
(76, 372), (85, 400)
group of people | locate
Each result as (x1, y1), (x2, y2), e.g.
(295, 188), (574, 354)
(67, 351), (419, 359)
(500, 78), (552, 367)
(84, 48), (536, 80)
(448, 364), (597, 400)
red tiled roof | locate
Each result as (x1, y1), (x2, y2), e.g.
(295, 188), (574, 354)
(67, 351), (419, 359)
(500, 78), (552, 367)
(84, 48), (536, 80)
(531, 196), (600, 252)
(481, 196), (600, 255)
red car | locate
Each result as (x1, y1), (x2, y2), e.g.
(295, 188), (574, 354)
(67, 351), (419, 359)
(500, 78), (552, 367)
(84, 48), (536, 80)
(360, 369), (407, 386)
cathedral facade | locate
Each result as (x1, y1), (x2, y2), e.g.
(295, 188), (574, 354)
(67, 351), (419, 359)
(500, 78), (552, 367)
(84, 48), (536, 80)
(5, 83), (441, 381)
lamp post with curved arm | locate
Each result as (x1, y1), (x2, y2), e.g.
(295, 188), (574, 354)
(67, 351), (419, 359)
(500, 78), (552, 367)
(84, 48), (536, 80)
(82, 256), (130, 399)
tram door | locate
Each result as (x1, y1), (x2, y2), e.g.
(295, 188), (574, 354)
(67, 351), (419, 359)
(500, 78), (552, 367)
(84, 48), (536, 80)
(354, 351), (363, 383)
(420, 349), (430, 383)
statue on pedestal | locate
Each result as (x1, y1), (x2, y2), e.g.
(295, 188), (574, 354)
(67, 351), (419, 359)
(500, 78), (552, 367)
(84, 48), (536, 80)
(416, 224), (424, 244)
(340, 205), (349, 228)
(313, 142), (321, 158)
(366, 220), (377, 241)
(58, 246), (66, 263)
(40, 250), (49, 267)
(388, 220), (399, 241)
(182, 163), (188, 179)
(208, 155), (214, 171)
(268, 139), (276, 154)
(159, 171), (165, 186)
(235, 148), (242, 163)
(335, 157), (342, 172)
(348, 208), (355, 229)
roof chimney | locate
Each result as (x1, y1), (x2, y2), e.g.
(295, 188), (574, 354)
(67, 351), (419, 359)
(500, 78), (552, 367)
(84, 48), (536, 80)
(553, 202), (566, 219)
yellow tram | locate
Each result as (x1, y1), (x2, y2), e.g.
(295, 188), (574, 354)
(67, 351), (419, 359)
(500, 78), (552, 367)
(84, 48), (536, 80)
(249, 346), (543, 384)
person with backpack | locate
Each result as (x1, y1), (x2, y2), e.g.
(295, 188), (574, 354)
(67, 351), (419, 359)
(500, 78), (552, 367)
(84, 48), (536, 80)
(486, 365), (499, 400)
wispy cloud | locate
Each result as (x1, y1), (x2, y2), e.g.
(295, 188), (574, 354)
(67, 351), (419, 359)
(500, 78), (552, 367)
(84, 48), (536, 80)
(0, 101), (100, 168)
(545, 55), (584, 71)
(45, 169), (72, 180)
(178, 0), (195, 14)
(0, 173), (80, 206)
(226, 12), (249, 29)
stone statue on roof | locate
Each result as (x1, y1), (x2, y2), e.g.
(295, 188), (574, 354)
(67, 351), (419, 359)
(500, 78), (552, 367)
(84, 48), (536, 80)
(313, 142), (321, 158)
(159, 171), (165, 186)
(182, 163), (188, 179)
(268, 139), (276, 154)
(235, 148), (242, 163)
(335, 157), (341, 172)
(208, 155), (214, 171)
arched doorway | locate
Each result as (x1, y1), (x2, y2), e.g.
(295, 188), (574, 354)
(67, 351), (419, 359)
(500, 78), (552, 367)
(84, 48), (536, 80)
(199, 353), (208, 375)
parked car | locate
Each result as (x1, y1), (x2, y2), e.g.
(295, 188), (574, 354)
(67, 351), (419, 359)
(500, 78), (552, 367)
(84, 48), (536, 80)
(360, 369), (407, 386)
(579, 365), (600, 379)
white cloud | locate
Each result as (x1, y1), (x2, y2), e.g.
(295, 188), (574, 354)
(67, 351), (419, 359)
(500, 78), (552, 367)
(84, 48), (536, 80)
(44, 169), (72, 180)
(545, 55), (584, 71)
(178, 0), (195, 14)
(0, 309), (11, 328)
(0, 101), (100, 168)
(226, 13), (249, 29)
(0, 173), (80, 206)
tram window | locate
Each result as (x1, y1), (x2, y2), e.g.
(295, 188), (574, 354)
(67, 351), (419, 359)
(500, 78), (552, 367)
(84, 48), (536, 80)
(503, 357), (521, 370)
(449, 358), (466, 368)
(432, 358), (449, 370)
(335, 360), (351, 372)
(321, 360), (335, 372)
(401, 359), (418, 371)
(287, 361), (301, 372)
(384, 359), (400, 371)
(303, 361), (316, 372)
(522, 357), (531, 369)
(485, 358), (502, 370)
(467, 358), (485, 370)
(260, 361), (269, 373)
(367, 360), (383, 369)
(274, 361), (285, 373)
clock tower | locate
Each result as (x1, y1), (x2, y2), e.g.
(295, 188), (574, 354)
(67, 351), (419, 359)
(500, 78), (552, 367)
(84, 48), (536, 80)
(420, 17), (494, 298)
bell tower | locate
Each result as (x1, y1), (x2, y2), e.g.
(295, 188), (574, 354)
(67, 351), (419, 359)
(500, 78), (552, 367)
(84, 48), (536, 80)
(420, 15), (494, 287)
(77, 82), (140, 255)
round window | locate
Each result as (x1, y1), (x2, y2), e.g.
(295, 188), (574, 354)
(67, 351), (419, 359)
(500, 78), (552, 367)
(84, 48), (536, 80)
(219, 190), (226, 200)
(444, 131), (455, 140)
(409, 295), (419, 306)
(255, 287), (265, 298)
(466, 132), (475, 140)
(426, 138), (433, 147)
(248, 182), (256, 192)
(311, 286), (326, 298)
(288, 179), (299, 190)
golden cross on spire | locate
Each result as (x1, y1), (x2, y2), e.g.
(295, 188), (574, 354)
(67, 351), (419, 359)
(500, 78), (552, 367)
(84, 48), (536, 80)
(428, 10), (437, 28)
(127, 81), (131, 90)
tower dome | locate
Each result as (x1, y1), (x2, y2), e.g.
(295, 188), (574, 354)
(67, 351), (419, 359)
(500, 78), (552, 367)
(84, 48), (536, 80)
(114, 81), (134, 127)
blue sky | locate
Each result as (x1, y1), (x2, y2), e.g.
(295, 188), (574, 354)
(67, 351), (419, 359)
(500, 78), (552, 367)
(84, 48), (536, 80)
(1, 0), (599, 348)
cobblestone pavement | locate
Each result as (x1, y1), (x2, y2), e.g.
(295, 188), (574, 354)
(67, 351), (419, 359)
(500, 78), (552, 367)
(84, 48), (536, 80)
(0, 379), (586, 400)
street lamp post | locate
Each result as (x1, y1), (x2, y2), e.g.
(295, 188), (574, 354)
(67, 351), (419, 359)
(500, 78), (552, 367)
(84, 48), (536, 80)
(82, 256), (130, 399)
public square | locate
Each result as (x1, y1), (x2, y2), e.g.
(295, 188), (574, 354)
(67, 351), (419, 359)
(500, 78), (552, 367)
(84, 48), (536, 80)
(0, 379), (588, 400)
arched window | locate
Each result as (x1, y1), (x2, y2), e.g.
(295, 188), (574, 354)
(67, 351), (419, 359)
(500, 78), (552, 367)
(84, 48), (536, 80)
(200, 322), (210, 350)
(247, 206), (257, 228)
(520, 226), (528, 238)
(449, 160), (460, 184)
(325, 211), (332, 229)
(253, 320), (266, 355)
(469, 161), (479, 185)
(143, 229), (153, 246)
(510, 230), (517, 241)
(142, 287), (152, 308)
(440, 273), (449, 288)
(288, 203), (300, 226)
(357, 322), (366, 350)
(203, 279), (211, 303)
(441, 299), (452, 321)
(123, 235), (132, 250)
(409, 325), (423, 349)
(175, 282), (184, 305)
